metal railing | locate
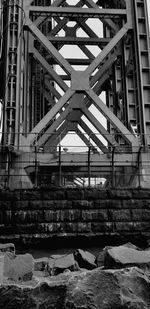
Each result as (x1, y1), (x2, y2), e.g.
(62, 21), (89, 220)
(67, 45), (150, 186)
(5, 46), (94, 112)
(0, 136), (149, 189)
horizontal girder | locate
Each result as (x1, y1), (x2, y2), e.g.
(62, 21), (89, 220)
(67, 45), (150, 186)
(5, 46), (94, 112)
(46, 36), (111, 46)
(29, 7), (127, 18)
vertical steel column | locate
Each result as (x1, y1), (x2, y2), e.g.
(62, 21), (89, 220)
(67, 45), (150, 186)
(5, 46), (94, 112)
(88, 143), (91, 187)
(3, 0), (23, 147)
(34, 145), (38, 187)
(131, 0), (150, 146)
(59, 144), (62, 186)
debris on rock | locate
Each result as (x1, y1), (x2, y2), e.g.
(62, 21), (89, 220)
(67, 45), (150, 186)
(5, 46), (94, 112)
(74, 249), (97, 270)
(0, 243), (15, 254)
(95, 250), (105, 267)
(48, 253), (79, 276)
(34, 257), (49, 271)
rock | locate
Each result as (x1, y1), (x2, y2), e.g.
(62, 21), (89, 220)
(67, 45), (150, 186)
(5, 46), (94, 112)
(74, 249), (97, 270)
(104, 245), (150, 269)
(4, 253), (34, 281)
(0, 281), (66, 309)
(34, 257), (49, 271)
(96, 243), (141, 267)
(1, 267), (150, 308)
(0, 243), (15, 254)
(65, 267), (150, 309)
(34, 270), (49, 278)
(48, 253), (79, 275)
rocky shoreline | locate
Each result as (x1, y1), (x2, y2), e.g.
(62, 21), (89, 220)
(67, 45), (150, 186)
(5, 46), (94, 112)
(0, 242), (150, 308)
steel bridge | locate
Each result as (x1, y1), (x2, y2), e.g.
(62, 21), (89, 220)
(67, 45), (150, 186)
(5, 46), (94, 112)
(0, 0), (150, 189)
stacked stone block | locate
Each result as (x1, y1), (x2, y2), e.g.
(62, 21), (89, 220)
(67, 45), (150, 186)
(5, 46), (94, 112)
(0, 188), (149, 244)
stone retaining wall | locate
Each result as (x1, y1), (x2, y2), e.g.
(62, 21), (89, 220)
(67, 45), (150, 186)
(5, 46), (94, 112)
(0, 188), (150, 246)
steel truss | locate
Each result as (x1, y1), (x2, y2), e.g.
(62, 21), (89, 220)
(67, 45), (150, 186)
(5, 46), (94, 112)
(1, 0), (150, 188)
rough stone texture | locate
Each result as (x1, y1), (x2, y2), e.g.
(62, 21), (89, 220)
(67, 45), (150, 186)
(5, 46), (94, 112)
(65, 267), (150, 309)
(48, 253), (79, 275)
(0, 188), (150, 244)
(0, 281), (66, 309)
(95, 250), (105, 267)
(104, 245), (150, 269)
(96, 243), (142, 268)
(0, 243), (15, 253)
(1, 267), (150, 308)
(4, 253), (34, 281)
(34, 257), (49, 271)
(74, 249), (97, 270)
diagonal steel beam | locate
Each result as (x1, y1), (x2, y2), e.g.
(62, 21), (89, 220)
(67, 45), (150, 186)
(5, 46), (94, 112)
(77, 19), (99, 39)
(35, 60), (117, 150)
(78, 45), (94, 60)
(45, 79), (61, 100)
(76, 128), (99, 152)
(35, 90), (109, 150)
(40, 54), (113, 149)
(27, 89), (75, 144)
(34, 0), (84, 30)
(84, 0), (99, 8)
(76, 129), (90, 147)
(52, 0), (66, 7)
(84, 0), (118, 33)
(101, 18), (119, 33)
(36, 104), (71, 147)
(39, 69), (110, 148)
(79, 119), (109, 153)
(50, 18), (68, 36)
(85, 24), (129, 77)
(86, 89), (139, 147)
(90, 52), (117, 87)
(33, 48), (68, 92)
(43, 89), (56, 108)
(36, 71), (109, 148)
(26, 18), (74, 75)
(33, 0), (68, 28)
(82, 107), (119, 147)
(44, 121), (68, 150)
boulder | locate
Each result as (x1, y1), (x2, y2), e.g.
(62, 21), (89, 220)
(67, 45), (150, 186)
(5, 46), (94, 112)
(0, 281), (66, 309)
(65, 267), (150, 309)
(4, 252), (34, 281)
(1, 267), (150, 308)
(96, 243), (141, 267)
(74, 249), (96, 270)
(104, 245), (150, 269)
(48, 253), (79, 275)
(0, 243), (15, 254)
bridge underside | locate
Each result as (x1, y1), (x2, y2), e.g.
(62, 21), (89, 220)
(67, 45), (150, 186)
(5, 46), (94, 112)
(0, 0), (150, 189)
